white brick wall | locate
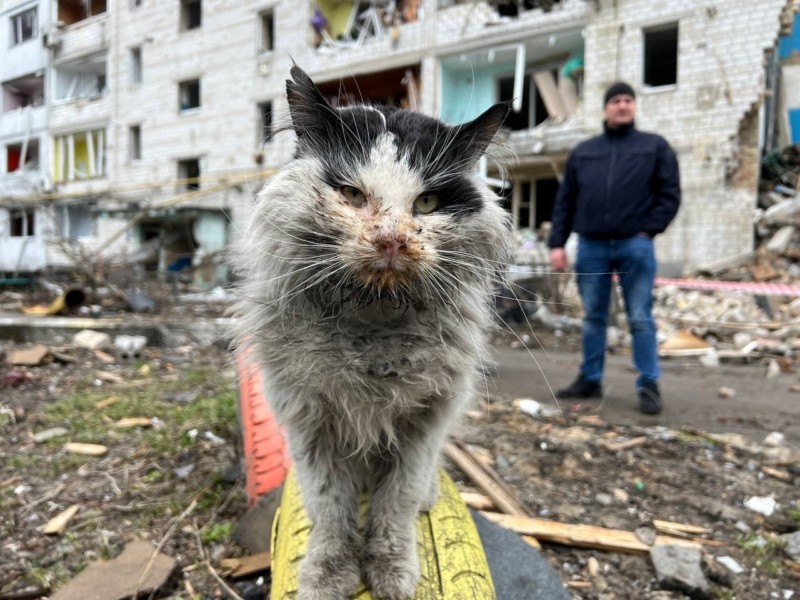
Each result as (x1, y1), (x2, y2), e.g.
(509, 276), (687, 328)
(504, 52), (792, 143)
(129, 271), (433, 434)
(0, 0), (793, 273)
(585, 0), (791, 271)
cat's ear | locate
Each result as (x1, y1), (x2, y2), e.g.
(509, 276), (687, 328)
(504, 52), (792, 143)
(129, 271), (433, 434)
(451, 102), (509, 164)
(286, 65), (335, 143)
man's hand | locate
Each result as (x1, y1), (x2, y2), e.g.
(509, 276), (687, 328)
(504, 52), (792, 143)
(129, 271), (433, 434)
(550, 247), (567, 272)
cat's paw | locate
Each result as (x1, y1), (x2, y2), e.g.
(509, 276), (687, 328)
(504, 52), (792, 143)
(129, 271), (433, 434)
(298, 546), (360, 600)
(363, 543), (420, 600)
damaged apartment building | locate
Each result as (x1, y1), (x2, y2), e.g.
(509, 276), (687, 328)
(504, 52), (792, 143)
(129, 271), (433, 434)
(0, 0), (797, 283)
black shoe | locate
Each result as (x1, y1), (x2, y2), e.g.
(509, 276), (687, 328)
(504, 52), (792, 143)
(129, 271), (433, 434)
(556, 375), (602, 399)
(639, 381), (663, 414)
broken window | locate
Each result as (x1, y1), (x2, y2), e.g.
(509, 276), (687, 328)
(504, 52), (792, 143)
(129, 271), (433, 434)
(53, 129), (106, 182)
(10, 207), (35, 237)
(259, 9), (275, 52)
(315, 65), (420, 109)
(498, 73), (551, 130)
(643, 23), (679, 87)
(58, 0), (107, 26)
(509, 178), (558, 229)
(54, 53), (107, 102)
(180, 0), (201, 31)
(129, 125), (141, 161)
(179, 79), (201, 111)
(258, 101), (272, 143)
(2, 73), (45, 112)
(177, 158), (201, 191)
(6, 139), (40, 172)
(131, 47), (142, 84)
(58, 204), (94, 239)
(10, 7), (37, 45)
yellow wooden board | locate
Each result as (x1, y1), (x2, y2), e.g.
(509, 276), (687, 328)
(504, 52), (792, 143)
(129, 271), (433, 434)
(271, 469), (495, 599)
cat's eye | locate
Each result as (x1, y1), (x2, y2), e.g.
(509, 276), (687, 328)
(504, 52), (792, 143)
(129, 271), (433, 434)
(413, 194), (439, 214)
(339, 185), (367, 208)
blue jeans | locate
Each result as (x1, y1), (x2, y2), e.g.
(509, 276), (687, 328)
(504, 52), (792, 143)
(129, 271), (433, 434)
(575, 235), (659, 389)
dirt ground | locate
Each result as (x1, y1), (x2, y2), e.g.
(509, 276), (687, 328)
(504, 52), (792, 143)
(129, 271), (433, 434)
(1, 326), (800, 599)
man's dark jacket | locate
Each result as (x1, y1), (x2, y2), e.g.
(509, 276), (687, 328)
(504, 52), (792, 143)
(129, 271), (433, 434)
(548, 122), (681, 248)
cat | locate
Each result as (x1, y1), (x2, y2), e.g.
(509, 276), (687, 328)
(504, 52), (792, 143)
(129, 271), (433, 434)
(233, 66), (511, 600)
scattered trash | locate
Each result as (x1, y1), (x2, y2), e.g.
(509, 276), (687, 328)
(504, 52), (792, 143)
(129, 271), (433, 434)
(40, 505), (80, 536)
(49, 539), (176, 600)
(32, 427), (69, 443)
(715, 555), (744, 574)
(717, 386), (736, 399)
(514, 398), (545, 417)
(744, 496), (777, 516)
(8, 344), (50, 366)
(112, 417), (153, 429)
(203, 431), (226, 445)
(114, 335), (147, 360)
(763, 431), (786, 447)
(72, 330), (112, 351)
(767, 359), (782, 378)
(125, 290), (156, 313)
(63, 443), (108, 457)
(173, 464), (196, 480)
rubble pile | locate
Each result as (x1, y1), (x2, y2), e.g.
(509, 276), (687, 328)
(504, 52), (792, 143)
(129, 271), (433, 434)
(724, 143), (800, 279)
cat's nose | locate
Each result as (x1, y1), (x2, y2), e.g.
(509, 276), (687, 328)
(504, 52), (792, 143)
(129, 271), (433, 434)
(375, 238), (407, 262)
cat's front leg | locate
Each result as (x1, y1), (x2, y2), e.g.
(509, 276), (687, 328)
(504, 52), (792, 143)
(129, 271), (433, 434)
(363, 430), (444, 600)
(293, 438), (363, 600)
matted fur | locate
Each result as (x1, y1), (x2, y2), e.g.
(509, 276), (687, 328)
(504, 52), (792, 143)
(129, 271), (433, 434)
(232, 66), (511, 600)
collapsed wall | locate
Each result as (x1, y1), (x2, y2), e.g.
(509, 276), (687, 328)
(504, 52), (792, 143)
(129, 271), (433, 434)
(585, 0), (796, 273)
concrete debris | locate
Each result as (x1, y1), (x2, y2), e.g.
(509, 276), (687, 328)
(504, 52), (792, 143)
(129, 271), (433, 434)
(717, 386), (736, 399)
(31, 427), (69, 443)
(743, 495), (777, 516)
(114, 335), (147, 360)
(649, 544), (709, 599)
(72, 330), (112, 352)
(763, 431), (786, 447)
(8, 344), (50, 366)
(715, 555), (744, 574)
(782, 531), (800, 561)
(50, 539), (177, 600)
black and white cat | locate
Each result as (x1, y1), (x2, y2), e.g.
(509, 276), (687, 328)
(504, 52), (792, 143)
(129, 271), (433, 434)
(234, 66), (511, 600)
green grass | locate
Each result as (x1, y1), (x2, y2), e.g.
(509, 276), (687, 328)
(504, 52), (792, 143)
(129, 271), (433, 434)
(737, 533), (785, 576)
(201, 520), (233, 544)
(40, 366), (238, 466)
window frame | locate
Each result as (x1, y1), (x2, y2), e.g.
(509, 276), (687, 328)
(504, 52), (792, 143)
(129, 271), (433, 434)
(178, 78), (201, 112)
(642, 22), (680, 89)
(10, 7), (37, 47)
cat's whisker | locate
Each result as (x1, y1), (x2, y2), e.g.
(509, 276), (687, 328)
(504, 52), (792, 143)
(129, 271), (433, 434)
(429, 264), (566, 424)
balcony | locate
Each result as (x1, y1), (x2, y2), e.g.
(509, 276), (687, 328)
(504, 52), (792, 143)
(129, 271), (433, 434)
(52, 13), (109, 61)
(436, 0), (588, 48)
(0, 105), (47, 139)
(50, 94), (110, 131)
(504, 118), (591, 158)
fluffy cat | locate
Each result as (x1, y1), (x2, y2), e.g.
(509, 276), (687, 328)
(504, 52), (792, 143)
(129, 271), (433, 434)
(233, 66), (511, 600)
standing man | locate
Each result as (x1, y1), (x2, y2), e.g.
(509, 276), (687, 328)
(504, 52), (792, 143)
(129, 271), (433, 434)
(548, 82), (680, 415)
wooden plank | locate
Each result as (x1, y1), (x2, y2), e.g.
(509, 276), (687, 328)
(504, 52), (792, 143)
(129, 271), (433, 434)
(599, 436), (648, 452)
(532, 70), (567, 119)
(481, 512), (702, 555)
(460, 492), (495, 511)
(63, 442), (108, 456)
(40, 505), (80, 535)
(219, 552), (271, 578)
(445, 442), (524, 516)
(652, 519), (711, 535)
(446, 441), (541, 549)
